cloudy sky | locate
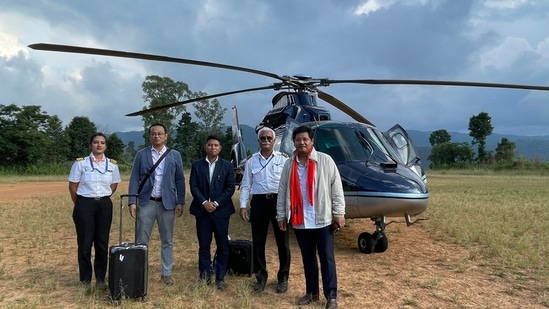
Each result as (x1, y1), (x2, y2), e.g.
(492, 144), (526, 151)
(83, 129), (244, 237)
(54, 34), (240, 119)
(1, 0), (548, 136)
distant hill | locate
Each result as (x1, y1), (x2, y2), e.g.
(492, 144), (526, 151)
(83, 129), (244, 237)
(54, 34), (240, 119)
(113, 126), (258, 152)
(114, 126), (549, 163)
(114, 131), (146, 148)
(406, 130), (549, 163)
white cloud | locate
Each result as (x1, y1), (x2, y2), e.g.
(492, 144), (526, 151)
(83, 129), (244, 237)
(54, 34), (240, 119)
(536, 37), (549, 61)
(0, 30), (27, 58)
(0, 1), (548, 136)
(479, 36), (532, 69)
(484, 0), (530, 9)
(354, 0), (398, 15)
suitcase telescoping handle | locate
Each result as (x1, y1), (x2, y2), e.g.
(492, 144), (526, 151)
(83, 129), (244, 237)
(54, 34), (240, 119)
(119, 194), (138, 245)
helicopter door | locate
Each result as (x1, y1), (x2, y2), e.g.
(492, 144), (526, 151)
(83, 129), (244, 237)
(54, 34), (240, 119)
(383, 124), (423, 176)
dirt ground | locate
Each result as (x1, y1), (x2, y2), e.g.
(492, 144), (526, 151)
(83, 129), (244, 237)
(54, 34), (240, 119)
(1, 182), (547, 308)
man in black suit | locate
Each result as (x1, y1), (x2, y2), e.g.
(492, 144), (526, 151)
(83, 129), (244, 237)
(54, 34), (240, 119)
(189, 135), (236, 290)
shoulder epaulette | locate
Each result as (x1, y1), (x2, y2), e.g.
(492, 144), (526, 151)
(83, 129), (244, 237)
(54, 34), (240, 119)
(280, 152), (289, 158)
(109, 159), (117, 164)
(75, 157), (84, 161)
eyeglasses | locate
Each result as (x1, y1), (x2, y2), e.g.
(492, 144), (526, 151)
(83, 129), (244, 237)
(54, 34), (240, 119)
(259, 136), (273, 141)
(150, 132), (165, 137)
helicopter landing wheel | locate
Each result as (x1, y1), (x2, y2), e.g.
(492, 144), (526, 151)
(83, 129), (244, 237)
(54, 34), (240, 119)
(372, 231), (388, 253)
(358, 232), (375, 254)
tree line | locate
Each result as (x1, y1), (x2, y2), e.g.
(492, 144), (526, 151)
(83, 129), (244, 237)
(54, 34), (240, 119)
(0, 75), (235, 174)
(427, 111), (539, 169)
(1, 74), (544, 173)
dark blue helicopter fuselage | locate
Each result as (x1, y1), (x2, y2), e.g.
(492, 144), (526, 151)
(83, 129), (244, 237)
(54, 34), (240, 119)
(336, 161), (428, 219)
(234, 94), (429, 220)
(305, 121), (429, 219)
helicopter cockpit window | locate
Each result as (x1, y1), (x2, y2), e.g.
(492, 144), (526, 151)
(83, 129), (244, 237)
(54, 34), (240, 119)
(314, 126), (383, 163)
(370, 129), (405, 164)
(355, 126), (396, 163)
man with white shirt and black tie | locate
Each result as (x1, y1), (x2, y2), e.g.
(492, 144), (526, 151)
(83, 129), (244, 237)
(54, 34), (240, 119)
(239, 127), (291, 293)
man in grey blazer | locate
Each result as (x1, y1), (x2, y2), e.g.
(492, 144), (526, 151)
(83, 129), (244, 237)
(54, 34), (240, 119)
(128, 123), (185, 286)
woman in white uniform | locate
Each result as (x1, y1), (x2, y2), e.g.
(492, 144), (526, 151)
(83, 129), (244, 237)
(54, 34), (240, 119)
(68, 132), (121, 290)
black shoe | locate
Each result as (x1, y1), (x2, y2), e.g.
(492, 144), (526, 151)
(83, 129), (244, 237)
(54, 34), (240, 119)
(276, 280), (288, 293)
(325, 299), (338, 309)
(216, 280), (226, 290)
(297, 293), (319, 305)
(253, 280), (266, 292)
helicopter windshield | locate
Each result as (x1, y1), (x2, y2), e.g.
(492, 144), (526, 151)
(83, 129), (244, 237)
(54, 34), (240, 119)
(314, 125), (392, 163)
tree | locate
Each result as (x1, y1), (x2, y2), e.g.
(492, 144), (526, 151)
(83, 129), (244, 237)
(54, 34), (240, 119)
(468, 112), (493, 162)
(66, 116), (97, 159)
(221, 126), (233, 160)
(106, 133), (125, 163)
(16, 106), (51, 165)
(429, 129), (451, 146)
(0, 104), (24, 165)
(453, 142), (475, 165)
(16, 130), (50, 166)
(44, 115), (70, 164)
(140, 75), (193, 146)
(193, 95), (226, 135)
(495, 137), (516, 162)
(173, 111), (200, 165)
(124, 141), (138, 164)
(429, 142), (474, 168)
(192, 96), (228, 159)
(0, 105), (52, 166)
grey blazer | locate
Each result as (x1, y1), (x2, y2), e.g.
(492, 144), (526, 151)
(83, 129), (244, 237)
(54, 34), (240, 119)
(128, 147), (185, 210)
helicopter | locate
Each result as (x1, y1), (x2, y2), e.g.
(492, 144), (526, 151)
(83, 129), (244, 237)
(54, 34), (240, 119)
(28, 43), (549, 254)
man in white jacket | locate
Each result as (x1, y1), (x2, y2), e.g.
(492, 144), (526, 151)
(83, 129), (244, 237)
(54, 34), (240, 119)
(276, 125), (345, 309)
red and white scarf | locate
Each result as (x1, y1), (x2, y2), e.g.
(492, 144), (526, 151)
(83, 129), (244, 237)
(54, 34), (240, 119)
(289, 150), (316, 226)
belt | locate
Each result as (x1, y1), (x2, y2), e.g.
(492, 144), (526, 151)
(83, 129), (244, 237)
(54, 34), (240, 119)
(255, 193), (278, 200)
(79, 195), (109, 200)
(150, 196), (162, 202)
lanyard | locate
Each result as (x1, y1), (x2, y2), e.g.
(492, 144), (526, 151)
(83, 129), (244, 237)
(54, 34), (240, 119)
(255, 153), (274, 174)
(89, 157), (109, 174)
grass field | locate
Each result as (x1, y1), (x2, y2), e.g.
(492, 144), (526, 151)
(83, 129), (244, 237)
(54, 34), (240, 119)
(0, 172), (548, 308)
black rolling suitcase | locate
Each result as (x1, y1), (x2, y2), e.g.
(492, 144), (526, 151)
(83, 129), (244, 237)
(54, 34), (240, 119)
(228, 239), (253, 276)
(108, 194), (148, 301)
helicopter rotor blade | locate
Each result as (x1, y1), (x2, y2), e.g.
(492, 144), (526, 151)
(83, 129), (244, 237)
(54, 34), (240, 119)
(326, 79), (549, 91)
(126, 85), (279, 116)
(29, 43), (283, 81)
(317, 90), (375, 126)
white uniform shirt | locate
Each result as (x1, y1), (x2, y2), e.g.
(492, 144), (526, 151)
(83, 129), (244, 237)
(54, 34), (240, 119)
(239, 150), (288, 208)
(68, 153), (121, 198)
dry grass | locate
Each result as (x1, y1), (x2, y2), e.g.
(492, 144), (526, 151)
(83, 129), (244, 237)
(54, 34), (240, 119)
(0, 173), (548, 308)
(425, 173), (549, 272)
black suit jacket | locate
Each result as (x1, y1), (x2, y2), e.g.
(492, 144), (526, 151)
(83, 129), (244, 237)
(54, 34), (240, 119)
(189, 157), (236, 218)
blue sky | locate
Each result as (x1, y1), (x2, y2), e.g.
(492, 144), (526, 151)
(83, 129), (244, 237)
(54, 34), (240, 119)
(1, 0), (548, 136)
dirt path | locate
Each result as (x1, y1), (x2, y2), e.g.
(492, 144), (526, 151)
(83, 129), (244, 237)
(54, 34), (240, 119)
(1, 181), (68, 201)
(0, 182), (546, 308)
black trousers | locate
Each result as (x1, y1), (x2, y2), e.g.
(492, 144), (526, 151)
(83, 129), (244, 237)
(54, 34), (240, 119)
(72, 196), (113, 283)
(250, 194), (291, 282)
(195, 213), (230, 281)
(294, 225), (337, 300)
